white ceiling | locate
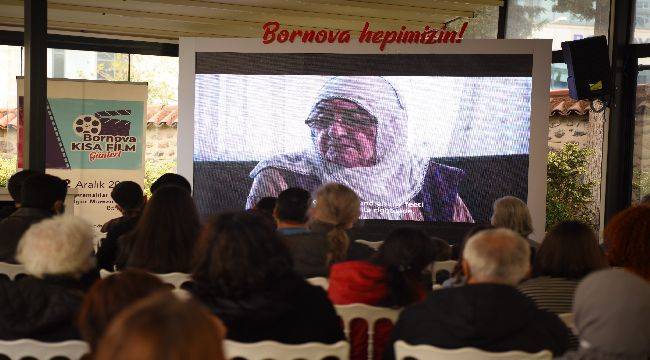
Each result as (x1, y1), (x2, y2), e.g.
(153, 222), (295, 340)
(0, 0), (502, 42)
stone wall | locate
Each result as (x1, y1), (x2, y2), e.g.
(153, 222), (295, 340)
(548, 114), (591, 151)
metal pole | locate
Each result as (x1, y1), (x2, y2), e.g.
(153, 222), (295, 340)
(23, 0), (47, 172)
(604, 0), (636, 223)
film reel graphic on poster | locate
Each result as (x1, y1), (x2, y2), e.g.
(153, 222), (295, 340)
(47, 102), (133, 169)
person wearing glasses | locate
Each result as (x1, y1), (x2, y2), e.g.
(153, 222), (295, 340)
(246, 76), (473, 222)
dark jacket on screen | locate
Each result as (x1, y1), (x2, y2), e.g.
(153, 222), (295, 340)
(0, 207), (52, 263)
(186, 273), (344, 344)
(0, 275), (93, 342)
(96, 213), (140, 271)
(384, 283), (571, 360)
(282, 221), (375, 278)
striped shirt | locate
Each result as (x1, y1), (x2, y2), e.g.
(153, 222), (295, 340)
(517, 276), (579, 315)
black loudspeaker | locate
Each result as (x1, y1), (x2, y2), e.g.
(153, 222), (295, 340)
(561, 36), (611, 101)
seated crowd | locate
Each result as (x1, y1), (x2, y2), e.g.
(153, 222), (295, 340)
(0, 169), (648, 360)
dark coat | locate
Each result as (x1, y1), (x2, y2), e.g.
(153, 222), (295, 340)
(186, 273), (344, 344)
(384, 283), (571, 360)
(96, 214), (140, 271)
(282, 221), (375, 278)
(0, 275), (92, 342)
(0, 207), (52, 263)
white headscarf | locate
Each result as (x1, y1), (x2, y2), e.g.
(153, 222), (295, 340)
(251, 76), (428, 216)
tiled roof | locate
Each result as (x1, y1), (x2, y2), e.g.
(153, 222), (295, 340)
(0, 104), (178, 130)
(549, 89), (590, 116)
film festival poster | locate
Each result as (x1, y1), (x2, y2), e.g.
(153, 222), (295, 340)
(17, 78), (147, 233)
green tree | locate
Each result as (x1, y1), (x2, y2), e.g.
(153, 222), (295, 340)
(546, 143), (596, 230)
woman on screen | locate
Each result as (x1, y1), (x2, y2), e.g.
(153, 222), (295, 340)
(247, 76), (473, 222)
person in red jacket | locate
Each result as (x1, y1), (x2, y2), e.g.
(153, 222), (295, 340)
(328, 228), (440, 360)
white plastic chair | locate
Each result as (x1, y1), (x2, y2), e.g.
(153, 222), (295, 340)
(0, 262), (27, 280)
(559, 313), (577, 334)
(224, 340), (349, 360)
(394, 341), (552, 360)
(307, 277), (329, 290)
(432, 260), (457, 274)
(0, 339), (89, 360)
(335, 304), (401, 360)
(355, 239), (383, 251)
(99, 269), (191, 289)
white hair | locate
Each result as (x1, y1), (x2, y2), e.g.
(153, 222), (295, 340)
(463, 228), (530, 285)
(16, 215), (95, 278)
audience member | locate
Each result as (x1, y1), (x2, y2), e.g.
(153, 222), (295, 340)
(0, 173), (68, 263)
(519, 221), (608, 314)
(255, 196), (277, 215)
(187, 212), (344, 344)
(283, 183), (373, 278)
(431, 237), (453, 284)
(443, 224), (495, 288)
(0, 169), (37, 220)
(78, 270), (170, 356)
(274, 187), (311, 236)
(560, 269), (650, 360)
(116, 185), (200, 273)
(96, 181), (146, 270)
(491, 196), (539, 259)
(0, 216), (96, 341)
(150, 172), (191, 194)
(95, 292), (225, 360)
(385, 229), (570, 360)
(328, 228), (437, 360)
(604, 205), (650, 280)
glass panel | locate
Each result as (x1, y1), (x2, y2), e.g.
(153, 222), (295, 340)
(633, 64), (650, 203)
(130, 54), (179, 195)
(448, 6), (499, 39)
(46, 49), (129, 81)
(633, 0), (650, 43)
(506, 0), (610, 50)
(551, 63), (569, 89)
(0, 45), (22, 185)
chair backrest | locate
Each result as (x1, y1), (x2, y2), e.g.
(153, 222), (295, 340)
(99, 269), (191, 289)
(559, 313), (577, 335)
(155, 272), (192, 289)
(0, 262), (27, 280)
(432, 260), (457, 274)
(0, 339), (89, 360)
(224, 340), (349, 360)
(394, 341), (552, 360)
(354, 239), (383, 251)
(307, 277), (329, 290)
(335, 304), (401, 360)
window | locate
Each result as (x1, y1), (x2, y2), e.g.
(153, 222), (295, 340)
(506, 0), (610, 50)
(633, 60), (650, 202)
(449, 6), (499, 39)
(634, 0), (650, 43)
(551, 63), (568, 89)
(0, 45), (22, 185)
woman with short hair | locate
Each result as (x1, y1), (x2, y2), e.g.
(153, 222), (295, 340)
(78, 269), (170, 356)
(187, 211), (344, 344)
(0, 216), (97, 341)
(518, 221), (608, 314)
(604, 205), (650, 280)
(95, 292), (226, 360)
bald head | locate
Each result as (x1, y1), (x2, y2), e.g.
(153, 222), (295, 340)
(463, 228), (531, 286)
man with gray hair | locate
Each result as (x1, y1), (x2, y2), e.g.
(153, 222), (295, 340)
(385, 229), (570, 359)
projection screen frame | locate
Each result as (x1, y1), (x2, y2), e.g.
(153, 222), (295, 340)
(178, 38), (552, 240)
